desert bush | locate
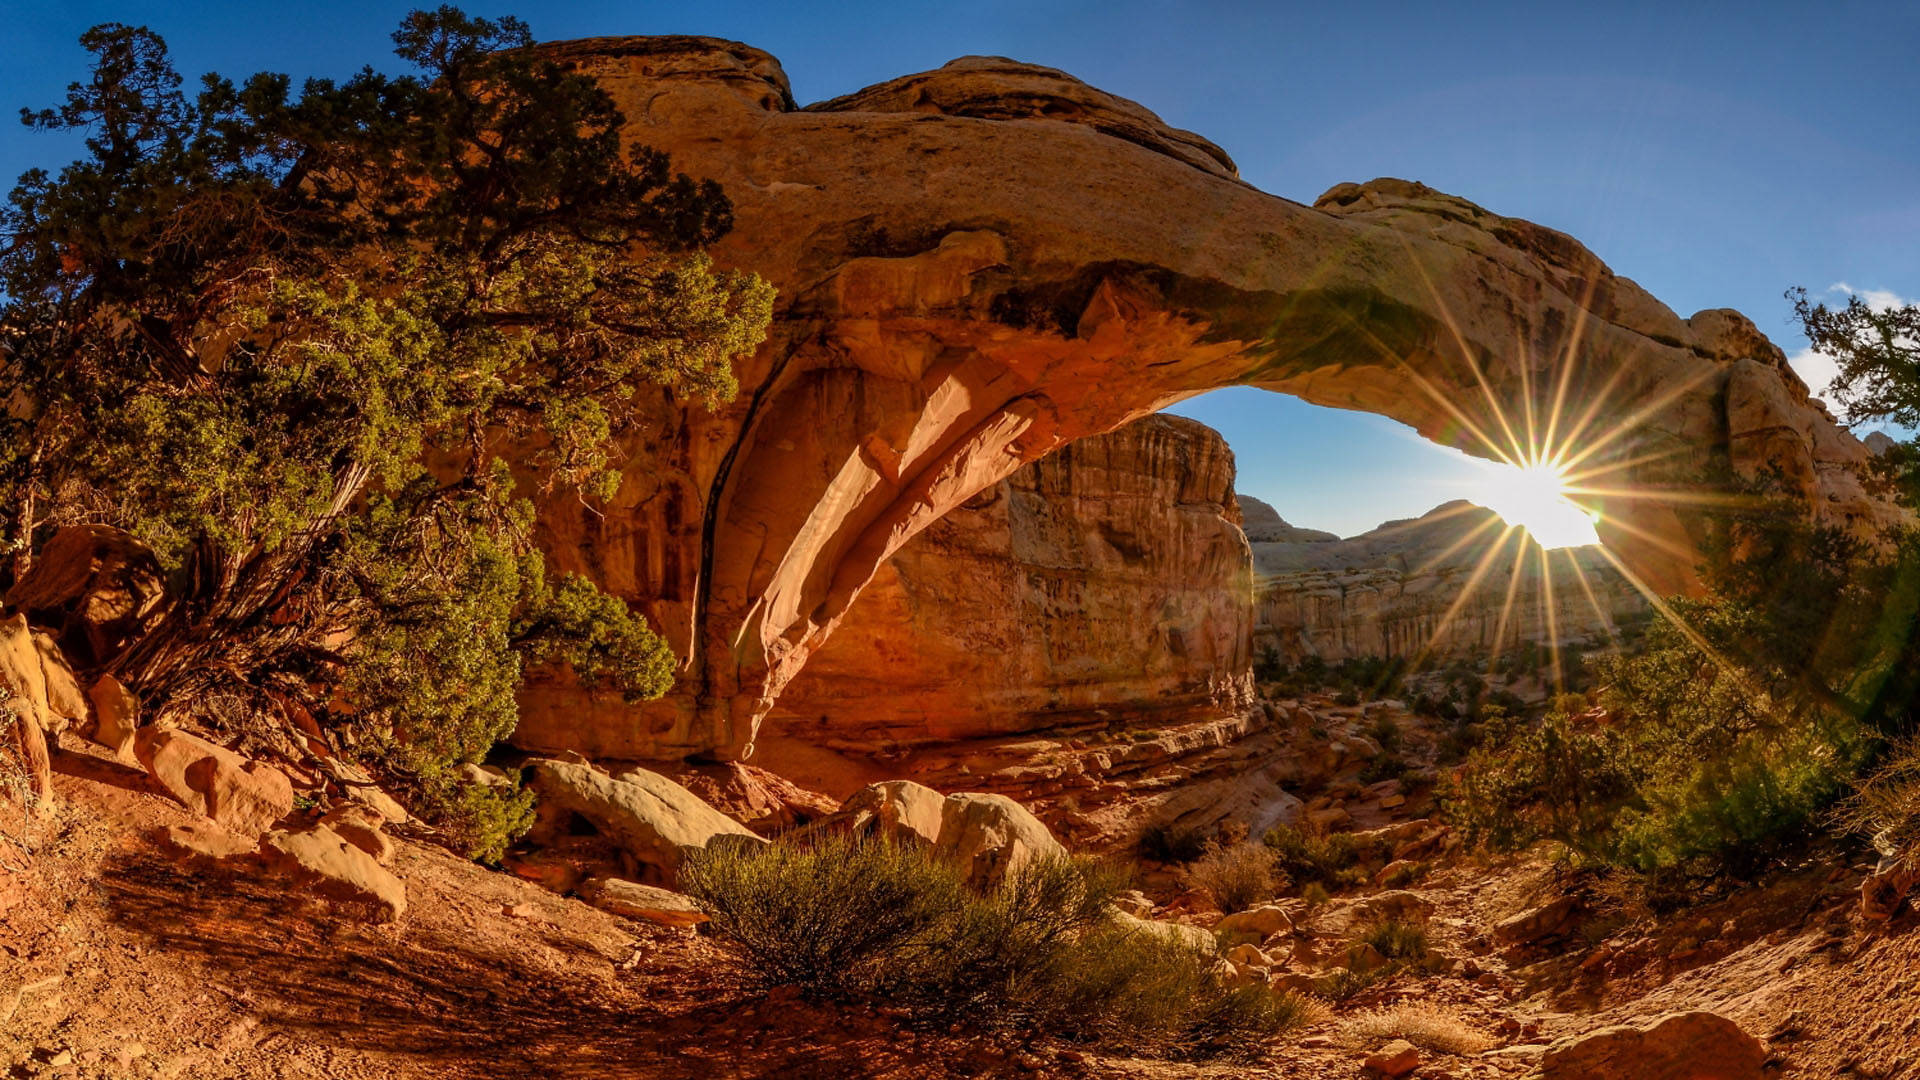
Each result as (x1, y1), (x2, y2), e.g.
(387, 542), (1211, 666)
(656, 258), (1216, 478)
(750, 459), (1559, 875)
(1830, 735), (1920, 875)
(1342, 1002), (1495, 1054)
(1138, 820), (1210, 864)
(414, 774), (537, 865)
(682, 834), (1315, 1058)
(1264, 823), (1373, 890)
(1189, 841), (1280, 912)
(680, 833), (966, 997)
(1355, 919), (1429, 964)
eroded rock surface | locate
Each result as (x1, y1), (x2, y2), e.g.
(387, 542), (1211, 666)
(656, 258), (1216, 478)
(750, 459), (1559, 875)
(766, 413), (1252, 749)
(1254, 501), (1648, 664)
(510, 38), (1891, 762)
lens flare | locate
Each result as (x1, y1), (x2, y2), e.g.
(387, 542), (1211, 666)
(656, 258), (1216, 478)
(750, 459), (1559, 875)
(1474, 459), (1599, 549)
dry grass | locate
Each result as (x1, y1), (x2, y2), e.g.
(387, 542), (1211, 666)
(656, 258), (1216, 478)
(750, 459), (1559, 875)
(1189, 841), (1280, 913)
(0, 706), (57, 872)
(1340, 1002), (1496, 1054)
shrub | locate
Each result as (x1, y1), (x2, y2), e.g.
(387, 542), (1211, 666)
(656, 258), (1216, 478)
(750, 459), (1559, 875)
(1832, 735), (1920, 875)
(1358, 753), (1409, 785)
(1139, 820), (1209, 864)
(1356, 919), (1429, 964)
(1265, 823), (1372, 890)
(680, 833), (965, 998)
(1189, 841), (1280, 913)
(1342, 1002), (1495, 1054)
(682, 834), (1316, 1059)
(415, 775), (536, 865)
(1301, 882), (1331, 907)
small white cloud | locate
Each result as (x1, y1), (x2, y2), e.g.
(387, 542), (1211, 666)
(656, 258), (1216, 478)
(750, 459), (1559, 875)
(1829, 282), (1913, 312)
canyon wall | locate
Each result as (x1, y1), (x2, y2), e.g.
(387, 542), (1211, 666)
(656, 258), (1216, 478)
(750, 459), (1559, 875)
(508, 38), (1892, 762)
(766, 414), (1253, 750)
(1251, 503), (1648, 665)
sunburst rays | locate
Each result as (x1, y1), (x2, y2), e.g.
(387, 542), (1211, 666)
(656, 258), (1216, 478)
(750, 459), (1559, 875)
(1305, 253), (1757, 696)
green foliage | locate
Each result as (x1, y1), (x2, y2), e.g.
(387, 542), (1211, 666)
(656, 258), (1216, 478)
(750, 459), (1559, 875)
(1138, 820), (1210, 864)
(416, 774), (537, 865)
(1356, 919), (1429, 964)
(1443, 599), (1871, 879)
(1790, 286), (1920, 430)
(1264, 823), (1374, 891)
(680, 834), (1314, 1059)
(0, 9), (773, 850)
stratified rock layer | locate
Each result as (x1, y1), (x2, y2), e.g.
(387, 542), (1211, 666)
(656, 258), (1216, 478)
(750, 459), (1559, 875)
(512, 38), (1892, 761)
(1254, 502), (1648, 664)
(762, 414), (1251, 749)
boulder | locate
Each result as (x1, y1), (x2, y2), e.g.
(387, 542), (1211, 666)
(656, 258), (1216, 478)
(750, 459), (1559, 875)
(1364, 1039), (1421, 1077)
(87, 675), (138, 761)
(155, 822), (258, 865)
(0, 614), (50, 729)
(838, 780), (949, 846)
(577, 877), (710, 928)
(31, 631), (88, 734)
(5, 525), (166, 667)
(260, 824), (407, 922)
(133, 727), (294, 838)
(1539, 1011), (1767, 1080)
(319, 804), (397, 866)
(525, 758), (764, 884)
(933, 791), (1067, 890)
(1495, 896), (1579, 946)
(1112, 911), (1215, 954)
(1355, 890), (1433, 926)
(1217, 904), (1293, 938)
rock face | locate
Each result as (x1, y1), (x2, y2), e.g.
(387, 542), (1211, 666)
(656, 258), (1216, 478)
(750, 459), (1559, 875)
(758, 413), (1252, 750)
(1539, 1010), (1768, 1080)
(509, 37), (1892, 762)
(1254, 502), (1648, 664)
(1239, 496), (1339, 544)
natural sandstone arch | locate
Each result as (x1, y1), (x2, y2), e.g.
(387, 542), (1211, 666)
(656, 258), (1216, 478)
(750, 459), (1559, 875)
(512, 37), (1890, 763)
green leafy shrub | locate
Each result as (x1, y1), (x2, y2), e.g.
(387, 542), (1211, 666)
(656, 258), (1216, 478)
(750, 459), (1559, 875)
(1356, 919), (1429, 964)
(681, 834), (1315, 1059)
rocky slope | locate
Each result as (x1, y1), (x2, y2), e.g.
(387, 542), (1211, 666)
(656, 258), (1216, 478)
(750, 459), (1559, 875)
(762, 413), (1252, 752)
(1252, 503), (1649, 665)
(507, 38), (1891, 762)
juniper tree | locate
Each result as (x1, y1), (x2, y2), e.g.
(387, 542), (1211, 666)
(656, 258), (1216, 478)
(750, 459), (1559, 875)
(0, 8), (773, 855)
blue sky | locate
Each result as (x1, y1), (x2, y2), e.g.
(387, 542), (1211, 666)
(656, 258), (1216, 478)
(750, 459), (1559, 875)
(3, 1), (1913, 536)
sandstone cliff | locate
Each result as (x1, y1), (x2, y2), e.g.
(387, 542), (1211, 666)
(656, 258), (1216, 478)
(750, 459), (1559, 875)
(1252, 502), (1648, 665)
(508, 38), (1891, 761)
(765, 414), (1252, 750)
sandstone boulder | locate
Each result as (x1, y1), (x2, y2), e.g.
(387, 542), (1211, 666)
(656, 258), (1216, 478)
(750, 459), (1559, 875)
(578, 877), (709, 928)
(319, 804), (397, 866)
(525, 758), (764, 885)
(31, 631), (88, 733)
(133, 727), (294, 838)
(86, 675), (138, 761)
(934, 791), (1067, 890)
(1538, 1011), (1767, 1080)
(5, 525), (166, 667)
(1495, 896), (1579, 946)
(837, 780), (948, 846)
(1217, 904), (1293, 938)
(260, 824), (407, 922)
(1111, 911), (1215, 954)
(155, 822), (258, 865)
(0, 615), (54, 805)
(1363, 1039), (1421, 1078)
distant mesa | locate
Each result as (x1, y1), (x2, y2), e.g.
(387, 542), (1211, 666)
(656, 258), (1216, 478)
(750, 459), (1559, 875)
(1237, 494), (1339, 544)
(1864, 431), (1898, 456)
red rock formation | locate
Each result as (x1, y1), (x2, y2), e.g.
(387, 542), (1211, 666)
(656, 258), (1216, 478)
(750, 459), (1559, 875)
(509, 38), (1892, 762)
(763, 414), (1251, 750)
(1253, 502), (1649, 665)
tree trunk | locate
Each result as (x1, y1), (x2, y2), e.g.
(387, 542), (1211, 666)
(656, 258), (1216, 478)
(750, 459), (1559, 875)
(109, 461), (373, 707)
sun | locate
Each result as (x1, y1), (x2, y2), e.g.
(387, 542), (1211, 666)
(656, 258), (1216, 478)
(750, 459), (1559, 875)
(1475, 459), (1600, 549)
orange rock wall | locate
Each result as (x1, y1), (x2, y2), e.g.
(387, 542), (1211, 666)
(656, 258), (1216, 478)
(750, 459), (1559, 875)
(767, 414), (1252, 748)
